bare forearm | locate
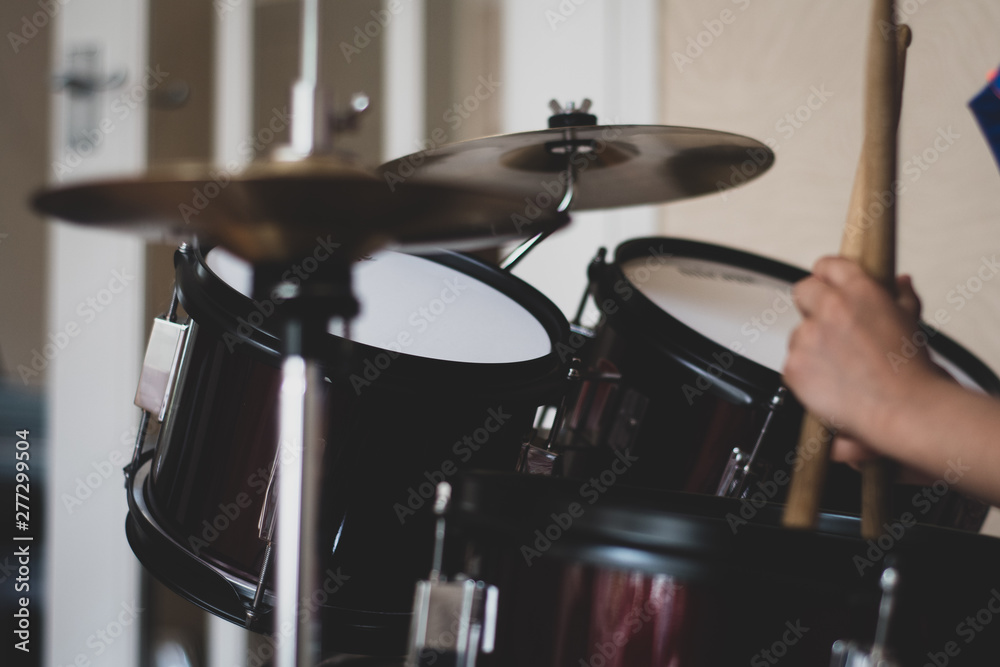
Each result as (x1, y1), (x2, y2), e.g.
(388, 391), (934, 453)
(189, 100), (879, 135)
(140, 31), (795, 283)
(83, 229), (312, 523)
(870, 377), (1000, 506)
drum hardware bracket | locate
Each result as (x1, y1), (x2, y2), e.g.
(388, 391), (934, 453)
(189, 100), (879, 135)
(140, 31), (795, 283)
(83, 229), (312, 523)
(245, 541), (274, 628)
(830, 566), (900, 667)
(249, 425), (285, 628)
(498, 170), (574, 271)
(516, 442), (559, 476)
(716, 387), (787, 498)
(133, 318), (189, 422)
(126, 304), (189, 483)
(573, 247), (607, 328)
(544, 358), (614, 451)
(408, 483), (498, 667)
(547, 98), (596, 131)
(500, 100), (585, 272)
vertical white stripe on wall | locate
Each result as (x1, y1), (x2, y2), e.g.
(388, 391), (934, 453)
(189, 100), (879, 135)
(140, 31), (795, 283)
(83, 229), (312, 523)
(47, 0), (148, 663)
(215, 0), (254, 170)
(501, 0), (661, 318)
(383, 0), (426, 161)
(207, 4), (255, 663)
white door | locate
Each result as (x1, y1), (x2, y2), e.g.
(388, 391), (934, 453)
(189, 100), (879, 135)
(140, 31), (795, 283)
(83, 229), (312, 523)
(46, 0), (147, 664)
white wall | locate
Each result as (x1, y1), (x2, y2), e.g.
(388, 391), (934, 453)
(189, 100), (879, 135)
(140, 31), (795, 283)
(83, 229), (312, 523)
(46, 0), (147, 664)
(660, 0), (1000, 374)
(659, 0), (1000, 532)
(501, 0), (662, 316)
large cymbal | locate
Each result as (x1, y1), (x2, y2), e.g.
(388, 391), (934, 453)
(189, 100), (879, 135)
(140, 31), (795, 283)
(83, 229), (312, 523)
(32, 157), (568, 263)
(378, 125), (774, 211)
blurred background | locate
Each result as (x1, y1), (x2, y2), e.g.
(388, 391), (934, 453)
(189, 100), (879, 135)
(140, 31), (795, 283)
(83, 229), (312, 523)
(1, 0), (999, 665)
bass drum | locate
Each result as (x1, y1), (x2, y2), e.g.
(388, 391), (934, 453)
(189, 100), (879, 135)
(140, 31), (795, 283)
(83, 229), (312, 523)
(125, 243), (569, 656)
(558, 237), (996, 529)
(443, 471), (1000, 666)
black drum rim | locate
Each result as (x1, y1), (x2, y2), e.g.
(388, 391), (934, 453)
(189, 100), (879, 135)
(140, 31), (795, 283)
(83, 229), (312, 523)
(592, 237), (1000, 406)
(173, 241), (571, 400)
(127, 458), (412, 655)
(591, 237), (806, 407)
(451, 471), (1000, 584)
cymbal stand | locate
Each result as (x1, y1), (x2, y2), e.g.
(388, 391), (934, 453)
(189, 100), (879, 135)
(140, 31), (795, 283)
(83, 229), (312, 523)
(271, 2), (360, 665)
(499, 99), (590, 271)
(268, 260), (357, 667)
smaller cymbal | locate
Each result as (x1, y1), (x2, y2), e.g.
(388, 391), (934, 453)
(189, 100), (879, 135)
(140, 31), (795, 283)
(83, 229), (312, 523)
(33, 157), (568, 263)
(378, 125), (774, 211)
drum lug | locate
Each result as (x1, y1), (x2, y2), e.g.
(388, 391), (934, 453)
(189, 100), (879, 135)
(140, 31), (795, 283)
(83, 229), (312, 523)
(829, 566), (900, 667)
(245, 541), (275, 629)
(716, 448), (752, 497)
(716, 387), (788, 498)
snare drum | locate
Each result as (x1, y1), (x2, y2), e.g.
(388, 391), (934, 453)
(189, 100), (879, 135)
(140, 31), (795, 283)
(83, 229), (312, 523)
(125, 243), (569, 655)
(558, 237), (997, 528)
(440, 471), (1000, 666)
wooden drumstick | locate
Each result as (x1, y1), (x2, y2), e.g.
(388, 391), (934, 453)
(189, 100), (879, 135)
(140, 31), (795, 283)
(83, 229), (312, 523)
(856, 23), (911, 539)
(783, 0), (911, 536)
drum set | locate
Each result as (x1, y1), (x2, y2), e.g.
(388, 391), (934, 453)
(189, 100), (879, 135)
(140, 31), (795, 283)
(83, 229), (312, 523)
(32, 2), (1000, 665)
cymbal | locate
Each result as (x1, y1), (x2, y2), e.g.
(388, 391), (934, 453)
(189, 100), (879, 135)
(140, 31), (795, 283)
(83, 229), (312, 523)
(378, 125), (774, 211)
(32, 157), (569, 263)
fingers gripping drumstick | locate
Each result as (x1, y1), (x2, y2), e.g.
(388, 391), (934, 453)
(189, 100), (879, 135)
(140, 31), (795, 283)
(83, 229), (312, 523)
(782, 1), (912, 537)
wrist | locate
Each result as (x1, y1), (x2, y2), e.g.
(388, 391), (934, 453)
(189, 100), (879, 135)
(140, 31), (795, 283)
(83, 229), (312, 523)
(869, 369), (954, 461)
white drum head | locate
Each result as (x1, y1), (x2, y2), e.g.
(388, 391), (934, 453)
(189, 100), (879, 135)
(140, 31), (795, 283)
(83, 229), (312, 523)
(621, 252), (990, 394)
(206, 247), (551, 364)
(622, 255), (800, 373)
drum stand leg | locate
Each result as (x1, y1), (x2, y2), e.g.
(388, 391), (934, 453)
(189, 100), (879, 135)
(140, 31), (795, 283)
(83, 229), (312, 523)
(275, 352), (327, 667)
(255, 257), (357, 667)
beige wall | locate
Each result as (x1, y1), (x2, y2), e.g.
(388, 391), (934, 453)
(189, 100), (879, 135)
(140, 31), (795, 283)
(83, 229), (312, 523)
(0, 0), (50, 387)
(660, 0), (1000, 377)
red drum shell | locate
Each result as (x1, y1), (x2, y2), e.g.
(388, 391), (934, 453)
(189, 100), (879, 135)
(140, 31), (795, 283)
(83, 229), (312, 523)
(127, 244), (570, 656)
(448, 472), (1000, 666)
(561, 237), (994, 530)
